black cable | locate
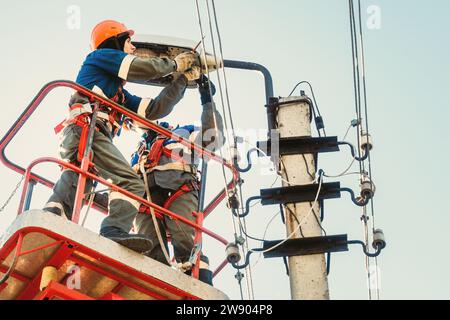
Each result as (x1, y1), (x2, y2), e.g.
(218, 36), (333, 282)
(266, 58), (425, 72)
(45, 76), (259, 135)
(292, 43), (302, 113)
(350, 1), (362, 126)
(284, 156), (327, 236)
(280, 157), (306, 238)
(235, 164), (255, 294)
(287, 82), (322, 120)
(348, 240), (383, 258)
(357, 0), (379, 298)
(309, 201), (327, 236)
(346, 0), (381, 300)
(232, 249), (263, 270)
(279, 204), (285, 225)
(234, 148), (259, 173)
(232, 195), (262, 218)
(348, 0), (365, 176)
(301, 154), (315, 181)
(340, 187), (370, 207)
(320, 200), (325, 222)
(283, 256), (290, 276)
(285, 205), (305, 238)
(357, 0), (372, 160)
(287, 81), (305, 97)
(287, 81), (327, 137)
(210, 0), (237, 134)
(237, 220), (267, 242)
(236, 207), (285, 243)
(356, 0), (376, 229)
(326, 252), (331, 275)
(338, 141), (369, 161)
(352, 0), (366, 170)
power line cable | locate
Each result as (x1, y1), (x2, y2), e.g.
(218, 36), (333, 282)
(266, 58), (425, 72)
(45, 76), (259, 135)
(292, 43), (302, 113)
(205, 0), (255, 299)
(348, 0), (381, 300)
(349, 0), (372, 300)
(195, 0), (244, 297)
(251, 210), (281, 268)
(357, 0), (379, 299)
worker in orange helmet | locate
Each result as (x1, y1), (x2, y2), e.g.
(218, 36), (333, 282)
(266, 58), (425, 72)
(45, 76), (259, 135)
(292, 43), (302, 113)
(44, 20), (202, 254)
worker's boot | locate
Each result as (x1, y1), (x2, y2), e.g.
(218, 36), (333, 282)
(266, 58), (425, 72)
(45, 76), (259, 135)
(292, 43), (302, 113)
(183, 255), (213, 286)
(198, 269), (213, 286)
(43, 203), (71, 220)
(100, 226), (153, 254)
(198, 255), (213, 286)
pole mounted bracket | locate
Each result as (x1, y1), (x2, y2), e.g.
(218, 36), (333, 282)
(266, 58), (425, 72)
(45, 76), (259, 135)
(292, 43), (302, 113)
(259, 182), (341, 206)
(263, 234), (349, 258)
(257, 136), (340, 157)
(265, 97), (313, 132)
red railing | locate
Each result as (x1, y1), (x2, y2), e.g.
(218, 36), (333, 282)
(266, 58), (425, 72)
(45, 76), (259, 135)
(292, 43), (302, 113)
(0, 228), (201, 299)
(0, 80), (238, 277)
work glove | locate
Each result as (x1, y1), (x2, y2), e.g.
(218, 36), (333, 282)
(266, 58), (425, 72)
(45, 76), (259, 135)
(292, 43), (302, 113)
(183, 66), (201, 82)
(174, 51), (200, 72)
(197, 74), (216, 105)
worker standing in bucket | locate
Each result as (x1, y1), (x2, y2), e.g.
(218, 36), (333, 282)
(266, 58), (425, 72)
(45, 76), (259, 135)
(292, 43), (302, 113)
(130, 75), (223, 285)
(43, 20), (201, 254)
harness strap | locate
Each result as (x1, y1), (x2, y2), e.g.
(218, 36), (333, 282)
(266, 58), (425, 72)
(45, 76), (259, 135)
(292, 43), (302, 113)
(77, 118), (93, 164)
(163, 181), (198, 210)
(55, 112), (98, 173)
(138, 181), (199, 219)
(147, 137), (166, 169)
(147, 162), (197, 174)
(54, 119), (66, 135)
(97, 111), (122, 135)
(56, 86), (125, 136)
(54, 103), (92, 134)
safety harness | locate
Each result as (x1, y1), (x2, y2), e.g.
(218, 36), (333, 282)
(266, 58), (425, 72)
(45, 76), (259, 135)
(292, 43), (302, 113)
(135, 133), (200, 268)
(54, 87), (126, 167)
(135, 134), (199, 220)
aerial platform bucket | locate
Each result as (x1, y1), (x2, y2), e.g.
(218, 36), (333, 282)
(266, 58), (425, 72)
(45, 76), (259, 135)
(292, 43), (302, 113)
(0, 210), (229, 300)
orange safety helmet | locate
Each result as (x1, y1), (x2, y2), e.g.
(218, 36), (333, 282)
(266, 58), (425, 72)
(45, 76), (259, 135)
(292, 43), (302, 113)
(90, 20), (135, 50)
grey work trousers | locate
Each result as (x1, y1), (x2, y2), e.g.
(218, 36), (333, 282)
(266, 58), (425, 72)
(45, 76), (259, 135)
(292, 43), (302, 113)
(45, 123), (145, 232)
(133, 184), (198, 264)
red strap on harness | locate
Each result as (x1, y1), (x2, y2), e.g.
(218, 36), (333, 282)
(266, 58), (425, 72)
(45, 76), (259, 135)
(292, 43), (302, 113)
(161, 146), (184, 162)
(163, 183), (193, 210)
(146, 137), (166, 169)
(54, 112), (96, 171)
(70, 103), (84, 111)
(160, 142), (191, 165)
(138, 206), (165, 220)
(54, 104), (88, 134)
(77, 119), (93, 163)
(138, 181), (199, 220)
(137, 134), (199, 219)
(54, 119), (66, 134)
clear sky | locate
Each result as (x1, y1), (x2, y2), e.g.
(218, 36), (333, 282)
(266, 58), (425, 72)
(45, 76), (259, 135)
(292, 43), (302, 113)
(1, 0), (449, 300)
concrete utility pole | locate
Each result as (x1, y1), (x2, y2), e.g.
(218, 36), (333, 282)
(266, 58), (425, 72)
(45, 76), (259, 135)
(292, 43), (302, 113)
(276, 96), (329, 300)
